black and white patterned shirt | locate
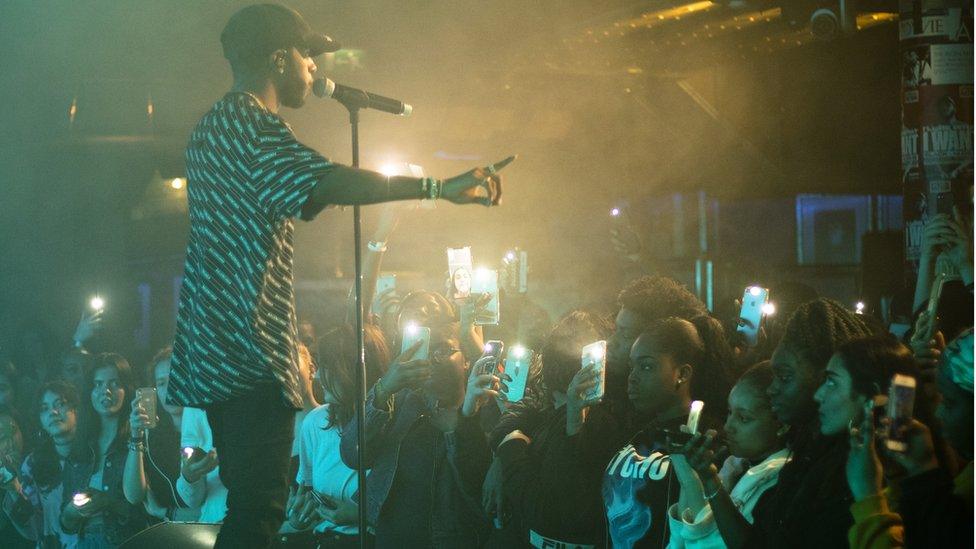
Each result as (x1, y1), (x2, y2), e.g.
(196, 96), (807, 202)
(169, 92), (332, 409)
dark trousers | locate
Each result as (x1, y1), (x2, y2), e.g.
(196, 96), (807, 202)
(207, 382), (296, 549)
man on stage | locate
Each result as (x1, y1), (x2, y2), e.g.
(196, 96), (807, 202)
(166, 4), (514, 547)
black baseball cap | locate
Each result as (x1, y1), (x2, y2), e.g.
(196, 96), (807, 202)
(221, 4), (341, 64)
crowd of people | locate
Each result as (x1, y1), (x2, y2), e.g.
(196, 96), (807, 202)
(0, 203), (971, 549)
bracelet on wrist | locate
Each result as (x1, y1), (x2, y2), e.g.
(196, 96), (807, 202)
(420, 177), (442, 200)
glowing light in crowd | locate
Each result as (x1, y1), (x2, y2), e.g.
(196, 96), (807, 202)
(405, 322), (420, 337)
(610, 207), (621, 217)
(511, 345), (527, 359)
(170, 178), (186, 190)
(855, 302), (865, 314)
(761, 302), (776, 316)
(587, 344), (605, 361)
(89, 296), (105, 311)
(475, 267), (492, 282)
(748, 286), (762, 297)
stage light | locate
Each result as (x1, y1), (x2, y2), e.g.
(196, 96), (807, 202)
(170, 178), (186, 190)
(378, 163), (400, 177)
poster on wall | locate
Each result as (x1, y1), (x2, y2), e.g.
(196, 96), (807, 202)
(901, 6), (973, 275)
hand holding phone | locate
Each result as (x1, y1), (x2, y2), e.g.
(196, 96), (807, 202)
(470, 269), (500, 326)
(134, 387), (158, 430)
(477, 341), (505, 376)
(181, 448), (218, 484)
(501, 346), (532, 403)
(885, 374), (917, 452)
(70, 489), (109, 518)
(580, 341), (607, 402)
(378, 326), (432, 398)
(736, 286), (770, 347)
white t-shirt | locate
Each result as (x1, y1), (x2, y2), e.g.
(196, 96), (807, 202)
(296, 405), (362, 535)
(176, 407), (227, 523)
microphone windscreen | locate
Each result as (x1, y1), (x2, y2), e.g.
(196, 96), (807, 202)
(312, 78), (332, 98)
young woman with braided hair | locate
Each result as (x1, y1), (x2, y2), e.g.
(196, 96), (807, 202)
(678, 298), (875, 548)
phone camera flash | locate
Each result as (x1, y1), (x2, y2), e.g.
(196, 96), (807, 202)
(610, 208), (620, 217)
(89, 297), (105, 311)
(761, 303), (776, 316)
(748, 286), (762, 297)
(512, 345), (526, 359)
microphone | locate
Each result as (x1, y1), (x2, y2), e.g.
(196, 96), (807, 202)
(312, 78), (412, 116)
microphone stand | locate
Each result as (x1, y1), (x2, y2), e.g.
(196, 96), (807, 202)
(337, 88), (374, 549)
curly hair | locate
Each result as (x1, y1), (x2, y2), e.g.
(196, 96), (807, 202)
(541, 310), (614, 395)
(778, 298), (875, 372)
(617, 276), (707, 323)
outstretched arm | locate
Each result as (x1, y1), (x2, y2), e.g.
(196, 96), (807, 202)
(301, 156), (514, 218)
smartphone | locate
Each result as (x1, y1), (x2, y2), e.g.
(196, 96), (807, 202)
(921, 273), (947, 342)
(501, 249), (529, 294)
(659, 428), (694, 448)
(478, 340), (505, 376)
(72, 492), (91, 507)
(471, 268), (500, 326)
(502, 346), (532, 402)
(885, 374), (917, 452)
(686, 400), (705, 435)
(309, 489), (338, 511)
(447, 247), (473, 299)
(400, 324), (431, 361)
(581, 340), (608, 401)
(181, 446), (205, 463)
(371, 273), (397, 315)
(135, 387), (158, 429)
(736, 286), (770, 347)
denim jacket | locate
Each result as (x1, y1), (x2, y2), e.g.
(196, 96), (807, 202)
(62, 440), (149, 546)
(339, 386), (490, 546)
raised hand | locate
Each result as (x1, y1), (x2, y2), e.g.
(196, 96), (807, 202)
(846, 400), (884, 502)
(181, 448), (218, 484)
(910, 311), (945, 376)
(674, 428), (726, 481)
(885, 419), (939, 478)
(462, 357), (501, 417)
(375, 340), (431, 401)
(129, 397), (155, 439)
(73, 308), (104, 346)
(441, 155), (516, 207)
